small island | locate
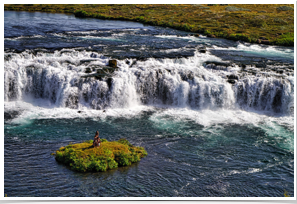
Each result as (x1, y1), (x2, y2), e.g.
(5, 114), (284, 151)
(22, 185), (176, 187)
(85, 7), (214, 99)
(54, 138), (147, 172)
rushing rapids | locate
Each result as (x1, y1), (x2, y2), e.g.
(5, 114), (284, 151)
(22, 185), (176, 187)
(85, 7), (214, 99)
(4, 11), (294, 197)
(4, 49), (294, 115)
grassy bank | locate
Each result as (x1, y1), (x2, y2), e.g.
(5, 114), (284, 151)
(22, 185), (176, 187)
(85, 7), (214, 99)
(54, 138), (147, 172)
(4, 4), (294, 46)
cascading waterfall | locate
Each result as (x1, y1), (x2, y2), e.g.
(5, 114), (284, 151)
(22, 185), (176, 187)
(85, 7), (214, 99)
(4, 49), (294, 115)
(4, 11), (294, 197)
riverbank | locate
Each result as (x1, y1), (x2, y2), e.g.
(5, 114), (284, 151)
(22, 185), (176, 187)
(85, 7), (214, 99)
(4, 4), (294, 46)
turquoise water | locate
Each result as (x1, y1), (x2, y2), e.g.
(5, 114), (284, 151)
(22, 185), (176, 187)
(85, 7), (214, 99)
(4, 11), (294, 197)
(4, 106), (294, 197)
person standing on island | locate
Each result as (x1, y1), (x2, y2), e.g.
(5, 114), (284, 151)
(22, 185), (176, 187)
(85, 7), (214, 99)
(93, 131), (101, 148)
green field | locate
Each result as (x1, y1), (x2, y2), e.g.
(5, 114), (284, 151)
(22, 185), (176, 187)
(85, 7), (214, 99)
(4, 4), (294, 46)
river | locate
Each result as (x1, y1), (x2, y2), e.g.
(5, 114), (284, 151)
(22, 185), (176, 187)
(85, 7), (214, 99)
(4, 11), (294, 197)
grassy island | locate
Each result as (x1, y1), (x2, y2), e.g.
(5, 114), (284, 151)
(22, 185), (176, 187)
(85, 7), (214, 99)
(4, 4), (294, 46)
(54, 138), (147, 172)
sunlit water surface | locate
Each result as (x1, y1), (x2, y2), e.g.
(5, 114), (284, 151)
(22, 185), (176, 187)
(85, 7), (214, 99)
(4, 11), (294, 197)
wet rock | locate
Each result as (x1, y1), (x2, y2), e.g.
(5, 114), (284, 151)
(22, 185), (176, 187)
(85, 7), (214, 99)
(276, 69), (284, 74)
(125, 59), (137, 67)
(207, 34), (216, 38)
(227, 79), (236, 84)
(193, 34), (200, 37)
(255, 63), (267, 68)
(204, 61), (233, 67)
(108, 59), (118, 68)
(106, 77), (113, 89)
(90, 53), (98, 58)
(257, 38), (270, 45)
(198, 46), (207, 53)
(4, 54), (12, 61)
(78, 111), (82, 113)
(81, 73), (111, 79)
(4, 111), (21, 120)
(241, 64), (247, 69)
(261, 40), (270, 45)
(79, 59), (97, 65)
(227, 74), (239, 80)
(180, 71), (195, 81)
(85, 68), (92, 73)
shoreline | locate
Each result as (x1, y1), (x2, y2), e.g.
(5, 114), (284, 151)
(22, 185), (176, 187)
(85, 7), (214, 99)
(4, 4), (294, 46)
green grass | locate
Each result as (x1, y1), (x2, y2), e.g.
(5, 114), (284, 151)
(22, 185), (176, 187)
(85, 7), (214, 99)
(54, 138), (147, 172)
(4, 4), (294, 46)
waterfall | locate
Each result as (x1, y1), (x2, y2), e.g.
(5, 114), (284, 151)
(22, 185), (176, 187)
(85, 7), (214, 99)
(4, 49), (294, 115)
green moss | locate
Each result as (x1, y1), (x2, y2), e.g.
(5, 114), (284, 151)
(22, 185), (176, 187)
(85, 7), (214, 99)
(54, 138), (147, 172)
(274, 32), (294, 46)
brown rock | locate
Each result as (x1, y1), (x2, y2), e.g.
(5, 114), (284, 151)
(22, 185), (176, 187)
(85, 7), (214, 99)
(194, 34), (200, 37)
(256, 39), (261, 44)
(207, 34), (216, 38)
(261, 40), (270, 45)
(108, 60), (118, 68)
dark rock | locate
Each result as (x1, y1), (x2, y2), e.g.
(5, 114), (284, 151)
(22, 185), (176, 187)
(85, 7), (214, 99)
(227, 74), (239, 80)
(181, 71), (195, 81)
(241, 64), (247, 69)
(261, 40), (270, 45)
(78, 111), (82, 113)
(259, 37), (268, 40)
(204, 61), (233, 67)
(90, 53), (98, 58)
(276, 69), (284, 74)
(207, 34), (216, 38)
(4, 111), (21, 120)
(79, 59), (97, 65)
(227, 79), (236, 84)
(198, 46), (207, 53)
(103, 110), (106, 112)
(106, 78), (113, 89)
(126, 60), (137, 67)
(193, 34), (200, 37)
(81, 73), (112, 79)
(85, 68), (92, 73)
(165, 69), (172, 73)
(108, 59), (118, 68)
(256, 63), (267, 68)
(256, 39), (261, 44)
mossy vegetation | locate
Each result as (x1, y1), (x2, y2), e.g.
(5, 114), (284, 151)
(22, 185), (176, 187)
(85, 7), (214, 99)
(4, 4), (294, 46)
(54, 138), (147, 172)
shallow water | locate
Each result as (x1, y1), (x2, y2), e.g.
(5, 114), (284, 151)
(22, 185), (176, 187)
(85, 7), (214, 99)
(4, 11), (294, 197)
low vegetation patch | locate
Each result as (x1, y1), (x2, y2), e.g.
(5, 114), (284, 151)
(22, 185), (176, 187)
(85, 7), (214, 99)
(54, 138), (147, 172)
(4, 4), (294, 46)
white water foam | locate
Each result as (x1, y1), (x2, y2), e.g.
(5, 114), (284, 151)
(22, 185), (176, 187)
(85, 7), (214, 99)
(4, 49), (294, 119)
(212, 43), (294, 59)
